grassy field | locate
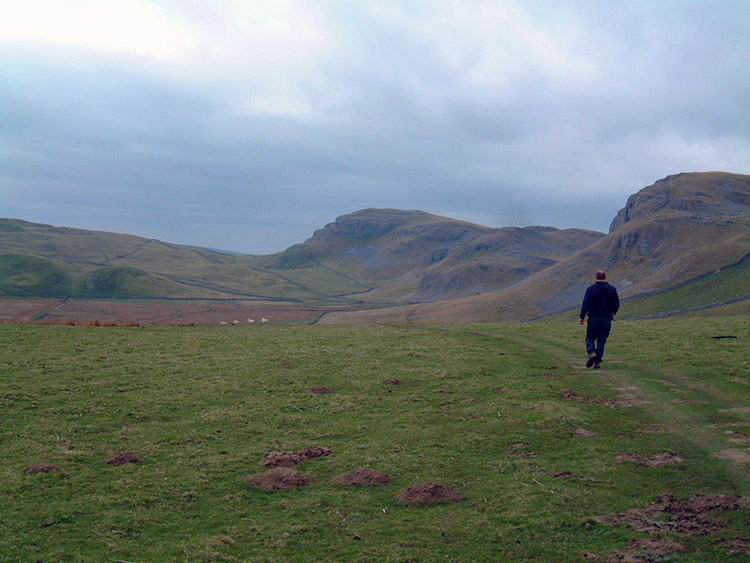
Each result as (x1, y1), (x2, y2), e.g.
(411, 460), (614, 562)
(1, 318), (748, 561)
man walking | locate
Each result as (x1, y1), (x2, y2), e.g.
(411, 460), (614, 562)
(579, 270), (620, 369)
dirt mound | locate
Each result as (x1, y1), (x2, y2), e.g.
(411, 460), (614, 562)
(573, 428), (598, 437)
(104, 451), (142, 466)
(331, 467), (391, 487)
(584, 537), (688, 561)
(615, 452), (684, 467)
(245, 467), (310, 490)
(259, 446), (332, 467)
(384, 379), (403, 385)
(23, 462), (63, 474)
(596, 493), (741, 535)
(396, 482), (465, 505)
(298, 446), (332, 459)
(259, 451), (302, 468)
(309, 386), (332, 394)
(711, 536), (750, 556)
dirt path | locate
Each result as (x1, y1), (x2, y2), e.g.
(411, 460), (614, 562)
(495, 326), (750, 494)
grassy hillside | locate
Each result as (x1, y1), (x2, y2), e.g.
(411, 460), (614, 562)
(1, 318), (748, 561)
(0, 220), (366, 302)
(619, 254), (750, 319)
(0, 254), (72, 297)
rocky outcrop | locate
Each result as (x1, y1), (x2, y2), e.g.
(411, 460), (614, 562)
(311, 208), (435, 239)
(610, 172), (750, 232)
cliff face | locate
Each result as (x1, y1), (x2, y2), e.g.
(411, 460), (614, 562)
(267, 208), (605, 301)
(610, 172), (750, 232)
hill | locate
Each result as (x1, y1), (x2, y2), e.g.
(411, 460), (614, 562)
(2, 171), (748, 323)
(0, 211), (603, 304)
(320, 172), (750, 323)
(0, 219), (326, 301)
(266, 208), (603, 302)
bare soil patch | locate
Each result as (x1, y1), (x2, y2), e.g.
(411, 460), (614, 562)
(259, 451), (303, 468)
(259, 446), (332, 467)
(3, 298), (328, 326)
(23, 462), (63, 474)
(584, 537), (688, 561)
(573, 428), (598, 438)
(559, 389), (585, 401)
(710, 536), (750, 556)
(614, 452), (684, 468)
(396, 482), (465, 505)
(717, 448), (750, 463)
(309, 386), (332, 395)
(559, 389), (647, 408)
(331, 467), (391, 487)
(245, 467), (310, 490)
(298, 446), (332, 459)
(595, 493), (741, 535)
(384, 379), (403, 385)
(0, 299), (63, 322)
(720, 406), (750, 413)
(104, 451), (142, 466)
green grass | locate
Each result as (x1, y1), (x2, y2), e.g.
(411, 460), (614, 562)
(0, 318), (748, 561)
(71, 266), (185, 298)
(620, 256), (750, 319)
(0, 254), (72, 297)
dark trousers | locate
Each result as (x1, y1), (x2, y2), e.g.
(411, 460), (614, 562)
(586, 316), (612, 360)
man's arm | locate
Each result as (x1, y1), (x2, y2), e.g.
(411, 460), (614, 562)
(579, 286), (591, 323)
(610, 286), (620, 317)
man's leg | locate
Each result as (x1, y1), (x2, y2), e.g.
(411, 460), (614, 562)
(594, 319), (612, 362)
(585, 321), (598, 367)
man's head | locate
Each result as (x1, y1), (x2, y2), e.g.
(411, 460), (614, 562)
(595, 270), (607, 281)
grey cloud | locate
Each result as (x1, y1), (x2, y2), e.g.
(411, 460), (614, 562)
(2, 1), (749, 254)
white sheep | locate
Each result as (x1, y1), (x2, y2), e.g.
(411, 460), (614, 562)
(233, 320), (240, 325)
(247, 319), (255, 324)
(261, 318), (268, 323)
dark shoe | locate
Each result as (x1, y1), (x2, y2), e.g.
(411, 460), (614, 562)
(586, 352), (598, 368)
(593, 361), (601, 369)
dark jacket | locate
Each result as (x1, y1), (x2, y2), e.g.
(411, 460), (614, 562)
(580, 281), (620, 320)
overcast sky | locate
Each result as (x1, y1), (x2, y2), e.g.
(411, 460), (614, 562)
(2, 0), (749, 254)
